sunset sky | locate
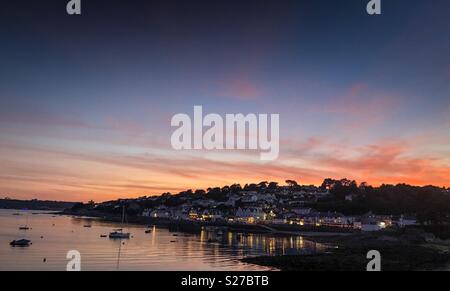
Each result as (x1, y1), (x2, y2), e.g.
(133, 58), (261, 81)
(1, 0), (449, 202)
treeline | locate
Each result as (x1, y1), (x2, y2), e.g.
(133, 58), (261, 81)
(0, 198), (77, 211)
(312, 179), (450, 223)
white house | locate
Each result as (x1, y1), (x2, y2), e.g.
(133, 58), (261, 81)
(291, 207), (313, 215)
(397, 216), (418, 227)
(235, 207), (266, 223)
(142, 207), (171, 218)
(360, 218), (388, 232)
(201, 209), (224, 221)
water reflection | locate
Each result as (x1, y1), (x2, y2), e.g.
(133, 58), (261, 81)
(0, 209), (326, 271)
(199, 230), (325, 258)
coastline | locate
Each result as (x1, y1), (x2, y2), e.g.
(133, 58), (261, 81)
(59, 209), (357, 237)
(61, 209), (450, 271)
(6, 208), (450, 271)
(242, 230), (450, 271)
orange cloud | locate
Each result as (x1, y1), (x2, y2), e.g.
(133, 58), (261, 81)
(1, 133), (449, 202)
(303, 140), (450, 187)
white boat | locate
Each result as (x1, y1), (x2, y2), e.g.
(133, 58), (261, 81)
(109, 206), (131, 239)
(19, 212), (31, 230)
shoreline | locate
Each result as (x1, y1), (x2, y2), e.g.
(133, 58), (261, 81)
(241, 230), (450, 271)
(60, 209), (358, 237)
(6, 208), (450, 271)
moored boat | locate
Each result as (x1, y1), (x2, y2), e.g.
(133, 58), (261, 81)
(10, 239), (31, 247)
(18, 212), (31, 230)
(109, 206), (131, 239)
(109, 231), (131, 239)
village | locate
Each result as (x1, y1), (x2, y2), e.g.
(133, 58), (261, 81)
(89, 180), (422, 233)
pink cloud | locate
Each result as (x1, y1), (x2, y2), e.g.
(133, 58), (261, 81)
(320, 83), (401, 131)
(2, 132), (450, 202)
(214, 75), (260, 101)
(103, 116), (144, 134)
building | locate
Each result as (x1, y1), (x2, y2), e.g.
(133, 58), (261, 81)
(142, 207), (171, 218)
(235, 207), (267, 223)
(397, 215), (418, 227)
(359, 218), (388, 232)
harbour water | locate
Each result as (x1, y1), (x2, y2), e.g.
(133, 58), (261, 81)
(0, 209), (325, 271)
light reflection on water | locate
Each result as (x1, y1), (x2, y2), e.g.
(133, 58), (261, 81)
(0, 209), (326, 271)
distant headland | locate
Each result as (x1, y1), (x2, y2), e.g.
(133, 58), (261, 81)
(0, 198), (77, 211)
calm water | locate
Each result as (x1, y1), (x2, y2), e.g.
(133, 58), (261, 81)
(0, 209), (325, 271)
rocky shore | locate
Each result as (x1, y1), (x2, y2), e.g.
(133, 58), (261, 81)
(242, 228), (450, 271)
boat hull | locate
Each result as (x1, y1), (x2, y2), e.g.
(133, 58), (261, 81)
(10, 239), (31, 247)
(109, 232), (130, 239)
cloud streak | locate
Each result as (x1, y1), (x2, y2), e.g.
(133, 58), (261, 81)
(1, 134), (449, 202)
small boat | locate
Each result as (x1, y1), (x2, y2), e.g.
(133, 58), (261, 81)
(84, 225), (92, 228)
(10, 239), (31, 247)
(19, 213), (31, 230)
(109, 206), (130, 239)
(145, 229), (152, 234)
(109, 231), (130, 239)
(100, 235), (107, 238)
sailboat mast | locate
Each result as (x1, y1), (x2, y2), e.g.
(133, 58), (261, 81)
(122, 206), (125, 225)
